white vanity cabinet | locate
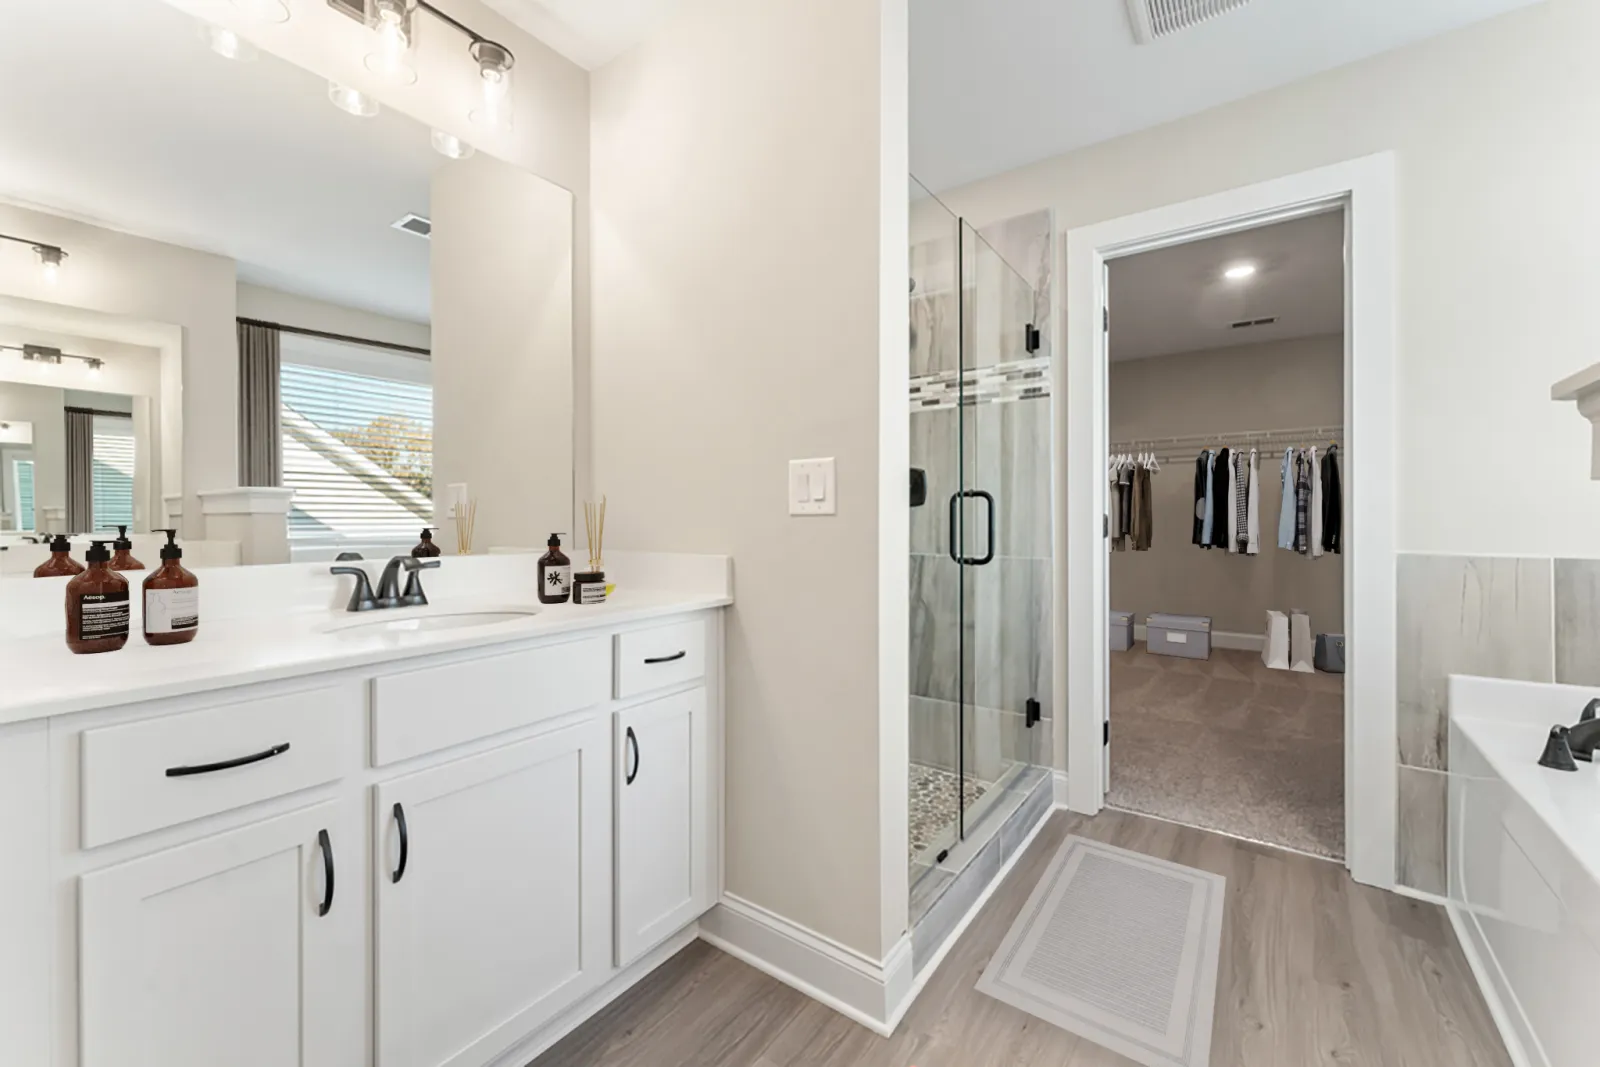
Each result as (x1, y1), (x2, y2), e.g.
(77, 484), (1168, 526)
(373, 717), (613, 1067)
(78, 800), (364, 1067)
(5, 605), (723, 1067)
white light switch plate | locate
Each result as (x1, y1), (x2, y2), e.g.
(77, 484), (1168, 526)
(789, 458), (836, 516)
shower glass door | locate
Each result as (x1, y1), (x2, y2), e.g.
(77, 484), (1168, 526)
(909, 177), (1046, 914)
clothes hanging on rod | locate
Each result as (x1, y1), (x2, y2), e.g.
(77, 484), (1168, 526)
(1232, 450), (1250, 554)
(1246, 450), (1261, 554)
(1308, 446), (1324, 560)
(1321, 445), (1343, 554)
(1277, 447), (1296, 550)
(1192, 454), (1207, 547)
(1111, 453), (1157, 552)
(1294, 451), (1312, 553)
(1210, 448), (1230, 549)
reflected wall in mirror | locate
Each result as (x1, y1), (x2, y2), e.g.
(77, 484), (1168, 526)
(0, 0), (574, 572)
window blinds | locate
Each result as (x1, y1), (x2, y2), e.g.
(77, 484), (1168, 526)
(91, 415), (135, 531)
(279, 360), (433, 546)
(13, 458), (34, 531)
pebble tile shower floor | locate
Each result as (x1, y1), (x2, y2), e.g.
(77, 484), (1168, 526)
(909, 763), (989, 859)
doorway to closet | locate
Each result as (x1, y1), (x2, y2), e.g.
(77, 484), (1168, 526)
(1103, 211), (1347, 860)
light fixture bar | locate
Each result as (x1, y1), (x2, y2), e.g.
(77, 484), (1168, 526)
(1, 342), (104, 373)
(0, 232), (68, 268)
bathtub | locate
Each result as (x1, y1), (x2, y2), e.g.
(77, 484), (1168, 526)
(1448, 675), (1600, 1067)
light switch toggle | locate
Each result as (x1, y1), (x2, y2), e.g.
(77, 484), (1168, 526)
(789, 458), (837, 515)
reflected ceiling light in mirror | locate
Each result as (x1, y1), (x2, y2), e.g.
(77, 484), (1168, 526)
(86, 359), (104, 378)
(1223, 262), (1257, 281)
(201, 23), (259, 61)
(469, 40), (514, 130)
(430, 129), (474, 160)
(365, 0), (418, 85)
(328, 82), (380, 118)
(231, 0), (291, 23)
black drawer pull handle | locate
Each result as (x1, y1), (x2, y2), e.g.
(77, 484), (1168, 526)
(625, 726), (640, 785)
(644, 651), (687, 665)
(317, 829), (335, 917)
(392, 802), (409, 884)
(165, 742), (291, 778)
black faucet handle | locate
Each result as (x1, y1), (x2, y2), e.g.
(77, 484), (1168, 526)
(1582, 698), (1599, 724)
(399, 556), (439, 605)
(330, 566), (379, 612)
(1540, 725), (1580, 772)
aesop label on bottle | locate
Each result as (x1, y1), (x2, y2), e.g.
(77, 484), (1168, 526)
(145, 587), (200, 634)
(79, 591), (130, 641)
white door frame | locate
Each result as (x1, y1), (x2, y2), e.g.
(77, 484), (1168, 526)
(1059, 153), (1398, 889)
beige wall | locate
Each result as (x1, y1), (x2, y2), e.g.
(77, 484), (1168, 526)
(592, 0), (906, 958)
(938, 0), (1600, 559)
(1110, 336), (1343, 636)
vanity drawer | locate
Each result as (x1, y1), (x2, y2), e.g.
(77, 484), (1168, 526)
(371, 636), (611, 765)
(81, 683), (360, 849)
(615, 619), (706, 699)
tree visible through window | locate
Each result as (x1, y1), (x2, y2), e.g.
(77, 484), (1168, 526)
(280, 361), (433, 547)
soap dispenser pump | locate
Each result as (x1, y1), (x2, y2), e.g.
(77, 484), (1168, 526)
(143, 529), (199, 645)
(538, 532), (571, 604)
(34, 534), (86, 578)
(111, 525), (145, 571)
(412, 527), (442, 558)
(65, 540), (130, 654)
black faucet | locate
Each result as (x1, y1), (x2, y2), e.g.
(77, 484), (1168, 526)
(329, 556), (440, 613)
(1566, 698), (1600, 762)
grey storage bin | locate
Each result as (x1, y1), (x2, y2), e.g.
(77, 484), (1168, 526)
(1315, 633), (1346, 674)
(1110, 611), (1134, 653)
(1146, 613), (1212, 660)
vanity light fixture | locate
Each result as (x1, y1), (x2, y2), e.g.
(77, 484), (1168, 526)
(0, 233), (68, 283)
(3, 343), (108, 375)
(365, 0), (418, 85)
(202, 22), (259, 61)
(1223, 262), (1257, 281)
(86, 358), (104, 378)
(430, 128), (474, 160)
(469, 39), (514, 130)
(329, 81), (380, 117)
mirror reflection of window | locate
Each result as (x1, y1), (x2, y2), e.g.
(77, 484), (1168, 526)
(10, 457), (34, 531)
(90, 414), (135, 531)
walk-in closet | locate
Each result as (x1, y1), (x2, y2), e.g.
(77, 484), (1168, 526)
(1104, 212), (1347, 859)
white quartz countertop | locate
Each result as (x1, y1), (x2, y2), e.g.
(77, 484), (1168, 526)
(0, 588), (730, 725)
(1453, 711), (1600, 888)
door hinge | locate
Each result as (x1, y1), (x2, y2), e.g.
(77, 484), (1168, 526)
(1103, 720), (1110, 746)
(1025, 698), (1041, 728)
(1103, 306), (1110, 331)
(1024, 323), (1041, 353)
(1104, 514), (1110, 538)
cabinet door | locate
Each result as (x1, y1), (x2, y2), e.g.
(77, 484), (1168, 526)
(79, 800), (363, 1067)
(374, 717), (612, 1067)
(615, 688), (709, 966)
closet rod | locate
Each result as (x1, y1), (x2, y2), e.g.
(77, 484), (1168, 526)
(1110, 425), (1343, 451)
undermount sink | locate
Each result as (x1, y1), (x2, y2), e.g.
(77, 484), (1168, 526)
(325, 609), (540, 636)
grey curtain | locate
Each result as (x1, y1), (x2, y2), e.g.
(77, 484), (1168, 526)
(64, 408), (93, 533)
(238, 321), (282, 486)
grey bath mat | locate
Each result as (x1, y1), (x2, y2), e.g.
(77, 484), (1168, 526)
(976, 835), (1225, 1067)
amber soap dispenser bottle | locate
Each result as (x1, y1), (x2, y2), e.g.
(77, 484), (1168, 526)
(111, 525), (145, 570)
(411, 527), (442, 558)
(66, 540), (130, 654)
(538, 532), (571, 604)
(143, 529), (199, 645)
(34, 534), (85, 578)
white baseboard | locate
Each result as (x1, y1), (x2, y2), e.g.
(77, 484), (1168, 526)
(1131, 625), (1264, 652)
(1445, 903), (1536, 1067)
(487, 924), (701, 1066)
(1053, 768), (1069, 807)
(698, 893), (911, 1036)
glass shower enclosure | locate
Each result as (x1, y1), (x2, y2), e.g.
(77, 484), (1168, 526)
(909, 177), (1051, 918)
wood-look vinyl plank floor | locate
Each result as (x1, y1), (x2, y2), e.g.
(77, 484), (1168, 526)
(530, 809), (1510, 1067)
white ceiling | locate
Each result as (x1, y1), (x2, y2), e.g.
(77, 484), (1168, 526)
(479, 0), (688, 70)
(1108, 210), (1344, 362)
(912, 0), (1545, 192)
(0, 0), (441, 324)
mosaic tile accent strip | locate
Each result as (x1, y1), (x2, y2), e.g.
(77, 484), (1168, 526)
(910, 762), (990, 859)
(909, 357), (1051, 412)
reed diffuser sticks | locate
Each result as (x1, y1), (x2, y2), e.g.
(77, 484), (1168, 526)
(583, 495), (607, 572)
(454, 495), (478, 555)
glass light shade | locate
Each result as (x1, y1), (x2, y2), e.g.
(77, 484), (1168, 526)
(34, 246), (64, 284)
(231, 0), (290, 24)
(328, 82), (380, 118)
(86, 360), (103, 378)
(430, 129), (475, 160)
(364, 0), (417, 85)
(200, 22), (258, 61)
(468, 41), (515, 130)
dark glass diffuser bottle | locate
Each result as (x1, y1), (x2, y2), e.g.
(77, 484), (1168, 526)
(412, 527), (442, 558)
(111, 525), (145, 571)
(66, 541), (130, 654)
(34, 534), (85, 578)
(143, 529), (199, 646)
(538, 533), (571, 604)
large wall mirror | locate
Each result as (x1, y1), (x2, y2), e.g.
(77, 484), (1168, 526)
(0, 0), (574, 573)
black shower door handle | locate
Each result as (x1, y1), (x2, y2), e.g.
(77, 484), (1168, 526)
(948, 490), (996, 566)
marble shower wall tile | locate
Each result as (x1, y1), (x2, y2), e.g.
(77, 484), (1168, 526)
(909, 235), (959, 378)
(910, 408), (958, 556)
(910, 696), (959, 773)
(1397, 766), (1448, 896)
(1396, 555), (1553, 770)
(977, 208), (1053, 360)
(910, 554), (964, 704)
(971, 397), (1051, 561)
(1555, 559), (1600, 686)
(969, 558), (1053, 724)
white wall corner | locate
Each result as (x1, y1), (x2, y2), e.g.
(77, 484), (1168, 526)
(1551, 363), (1600, 479)
(698, 894), (911, 1036)
(196, 486), (295, 515)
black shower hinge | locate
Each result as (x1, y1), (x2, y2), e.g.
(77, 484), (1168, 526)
(1025, 698), (1041, 728)
(1104, 720), (1110, 745)
(1024, 323), (1041, 353)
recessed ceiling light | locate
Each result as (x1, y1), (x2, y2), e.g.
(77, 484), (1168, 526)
(1224, 263), (1257, 281)
(328, 82), (380, 118)
(430, 129), (475, 160)
(201, 22), (258, 61)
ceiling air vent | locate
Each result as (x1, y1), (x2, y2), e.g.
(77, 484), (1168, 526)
(391, 213), (432, 239)
(1125, 0), (1251, 44)
(1231, 316), (1278, 330)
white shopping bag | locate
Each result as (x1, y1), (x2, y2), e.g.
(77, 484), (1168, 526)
(1289, 610), (1315, 673)
(1262, 610), (1290, 670)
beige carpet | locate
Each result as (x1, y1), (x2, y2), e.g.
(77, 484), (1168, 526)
(1109, 647), (1344, 859)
